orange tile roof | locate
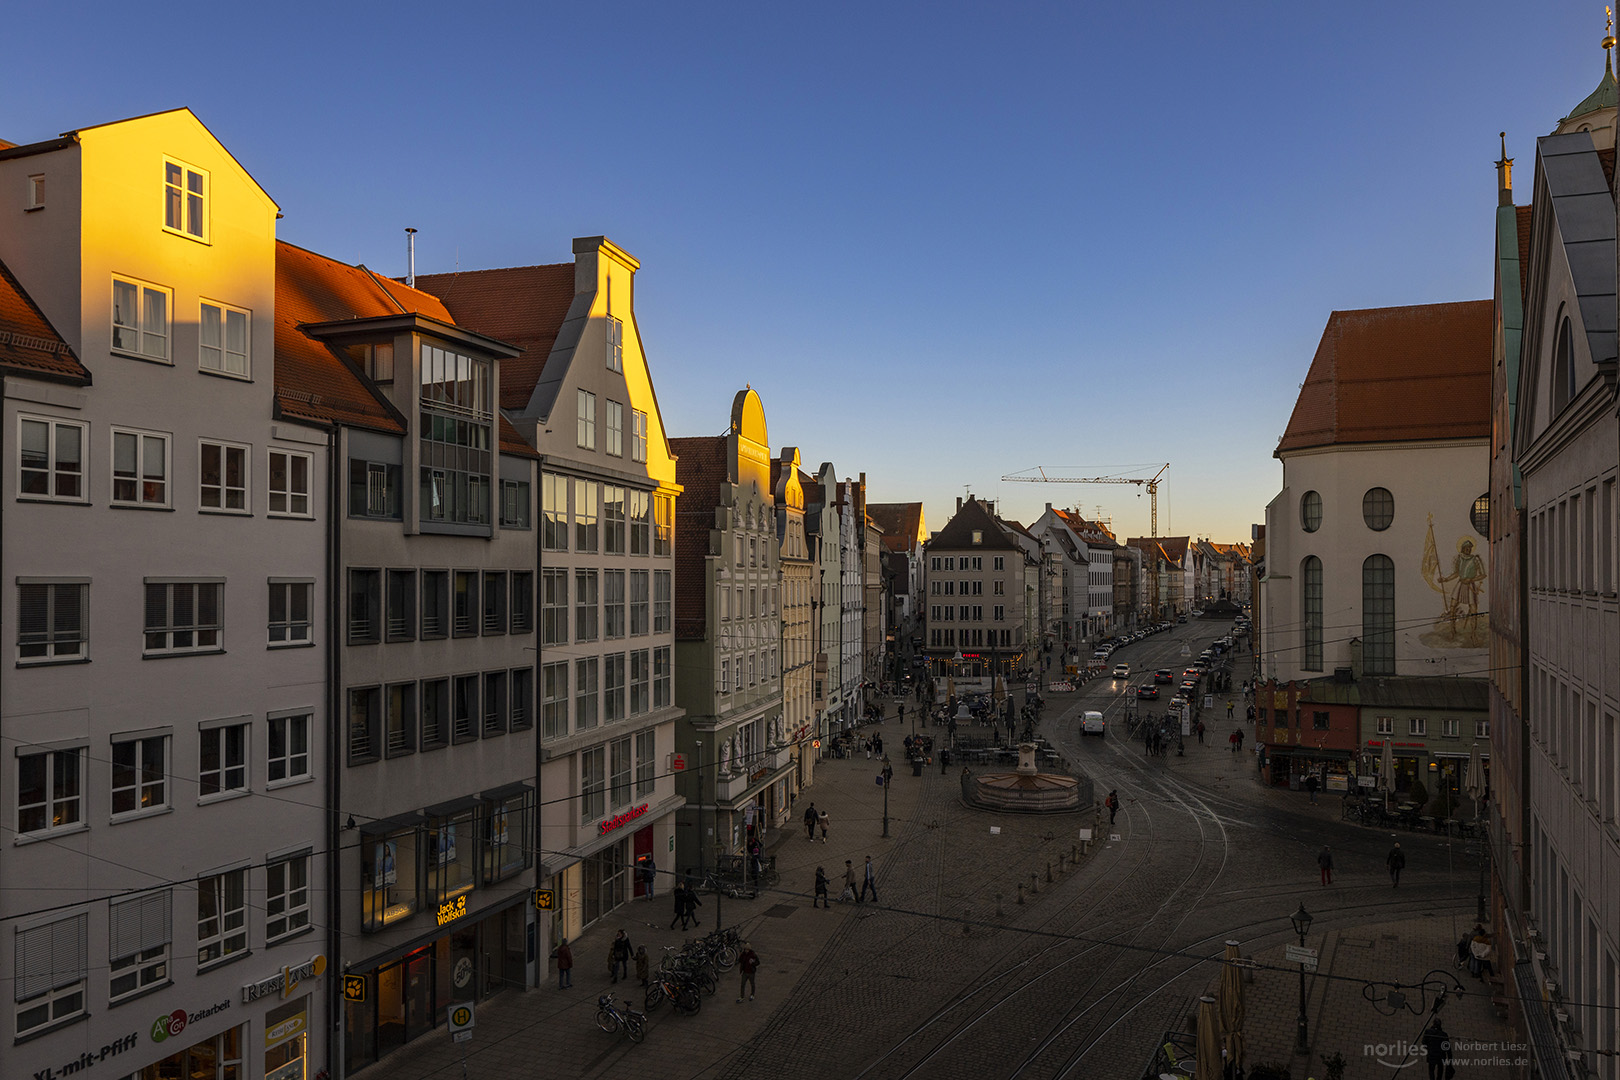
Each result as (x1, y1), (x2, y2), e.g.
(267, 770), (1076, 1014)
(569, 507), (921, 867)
(1276, 301), (1493, 455)
(0, 257), (89, 384)
(414, 264), (577, 413)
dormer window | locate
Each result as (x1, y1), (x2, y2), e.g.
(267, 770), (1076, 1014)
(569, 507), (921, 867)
(364, 343), (394, 383)
(163, 158), (207, 241)
(26, 174), (43, 211)
(419, 344), (493, 526)
(971, 530), (983, 545)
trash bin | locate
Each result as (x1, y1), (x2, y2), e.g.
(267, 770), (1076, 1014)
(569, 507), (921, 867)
(912, 759), (923, 776)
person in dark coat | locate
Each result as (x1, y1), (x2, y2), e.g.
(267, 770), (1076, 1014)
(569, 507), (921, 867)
(802, 802), (818, 840)
(610, 930), (632, 982)
(684, 884), (703, 927)
(1387, 843), (1406, 887)
(1317, 845), (1334, 886)
(553, 938), (573, 989)
(1106, 790), (1119, 824)
(813, 866), (830, 907)
(1305, 772), (1320, 804)
(1421, 1018), (1450, 1080)
(669, 883), (689, 930)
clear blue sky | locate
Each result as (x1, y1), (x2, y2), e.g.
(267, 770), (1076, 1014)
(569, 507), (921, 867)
(4, 3), (1606, 542)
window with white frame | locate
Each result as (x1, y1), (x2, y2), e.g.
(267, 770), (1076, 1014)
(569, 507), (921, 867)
(630, 649), (650, 715)
(654, 494), (672, 555)
(18, 417), (86, 501)
(265, 853), (310, 943)
(630, 490), (650, 554)
(542, 569), (568, 645)
(542, 661), (568, 739)
(14, 912), (88, 1036)
(199, 721), (249, 798)
(145, 581), (220, 653)
(418, 344), (493, 527)
(575, 480), (599, 552)
(500, 479), (531, 529)
(267, 713), (311, 784)
(635, 729), (656, 796)
(581, 747), (606, 822)
(654, 646), (672, 708)
(575, 657), (599, 731)
(196, 868), (247, 967)
(16, 747), (83, 836)
(108, 889), (170, 1003)
(603, 485), (626, 554)
(112, 429), (170, 506)
(199, 301), (249, 376)
(1408, 717), (1427, 737)
(268, 450), (312, 517)
(606, 400), (623, 457)
(577, 389), (596, 450)
(111, 734), (167, 816)
(1475, 719), (1490, 738)
(262, 579), (311, 648)
(606, 315), (623, 372)
(18, 580), (87, 663)
(542, 472), (568, 551)
(575, 570), (599, 642)
(604, 653), (626, 723)
(629, 570), (649, 635)
(163, 158), (207, 240)
(1441, 718), (1460, 738)
(27, 173), (44, 210)
(631, 409), (648, 463)
(199, 441), (248, 512)
(610, 736), (632, 807)
(1375, 716), (1394, 736)
(604, 570), (625, 638)
(112, 276), (171, 361)
(653, 570), (671, 632)
(349, 459), (402, 519)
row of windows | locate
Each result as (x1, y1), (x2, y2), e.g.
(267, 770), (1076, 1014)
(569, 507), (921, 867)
(539, 649), (672, 741)
(1530, 665), (1620, 825)
(1298, 486), (1492, 539)
(1529, 479), (1618, 595)
(577, 732), (657, 824)
(929, 579), (1006, 596)
(15, 853), (310, 1038)
(111, 271), (250, 377)
(17, 713), (312, 841)
(929, 556), (1004, 572)
(1294, 554), (1395, 676)
(540, 568), (671, 644)
(20, 416), (312, 515)
(928, 605), (1005, 622)
(1369, 716), (1489, 738)
(928, 628), (1014, 648)
(348, 568), (533, 644)
(540, 475), (671, 556)
(576, 390), (649, 463)
(347, 458), (531, 530)
(362, 788), (533, 932)
(348, 668), (534, 764)
(16, 579), (314, 663)
(716, 649), (779, 693)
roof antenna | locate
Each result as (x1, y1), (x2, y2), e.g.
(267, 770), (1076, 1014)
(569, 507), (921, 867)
(405, 228), (418, 287)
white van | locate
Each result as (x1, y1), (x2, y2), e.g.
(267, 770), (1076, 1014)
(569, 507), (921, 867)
(1081, 710), (1106, 736)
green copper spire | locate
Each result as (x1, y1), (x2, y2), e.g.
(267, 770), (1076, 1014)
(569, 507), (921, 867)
(1565, 8), (1619, 121)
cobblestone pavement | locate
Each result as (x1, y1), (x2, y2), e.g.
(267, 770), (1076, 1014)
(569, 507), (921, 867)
(356, 620), (1511, 1080)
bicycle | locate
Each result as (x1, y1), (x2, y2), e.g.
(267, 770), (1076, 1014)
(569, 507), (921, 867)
(646, 961), (703, 1015)
(596, 992), (646, 1043)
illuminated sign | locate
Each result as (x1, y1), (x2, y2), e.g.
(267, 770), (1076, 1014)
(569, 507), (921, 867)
(243, 954), (326, 1004)
(152, 999), (230, 1042)
(598, 803), (649, 836)
(532, 888), (554, 911)
(342, 975), (367, 1003)
(436, 895), (469, 926)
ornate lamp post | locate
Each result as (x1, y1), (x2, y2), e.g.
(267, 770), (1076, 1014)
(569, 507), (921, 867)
(1290, 902), (1313, 1052)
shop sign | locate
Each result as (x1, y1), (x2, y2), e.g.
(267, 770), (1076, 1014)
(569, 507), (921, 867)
(265, 1009), (307, 1047)
(152, 999), (231, 1043)
(532, 888), (554, 911)
(670, 753), (686, 771)
(436, 895), (469, 927)
(243, 954), (327, 1004)
(342, 975), (367, 1002)
(32, 1032), (138, 1079)
(599, 802), (649, 836)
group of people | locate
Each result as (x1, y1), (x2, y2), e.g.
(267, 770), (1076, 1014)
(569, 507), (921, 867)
(802, 801), (830, 842)
(667, 882), (704, 930)
(1314, 841), (1411, 889)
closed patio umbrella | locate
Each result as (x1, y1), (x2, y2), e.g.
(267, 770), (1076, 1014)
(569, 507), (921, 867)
(1195, 994), (1221, 1080)
(1465, 744), (1486, 818)
(1218, 940), (1245, 1077)
(1379, 738), (1395, 796)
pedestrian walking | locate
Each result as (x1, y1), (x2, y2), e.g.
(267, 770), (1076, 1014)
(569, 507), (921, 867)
(553, 938), (573, 989)
(1305, 772), (1320, 804)
(865, 738), (872, 761)
(610, 930), (632, 983)
(685, 886), (702, 927)
(813, 866), (830, 907)
(817, 809), (829, 843)
(1226, 700), (1234, 719)
(635, 945), (649, 988)
(737, 942), (760, 1002)
(859, 855), (879, 903)
(874, 734), (884, 756)
(1386, 842), (1406, 887)
(1317, 845), (1333, 886)
(1106, 789), (1119, 825)
(1421, 1018), (1450, 1080)
(1195, 719), (1205, 745)
(1236, 728), (1244, 751)
(803, 802), (818, 840)
(669, 883), (688, 930)
(841, 860), (857, 902)
(1228, 729), (1240, 753)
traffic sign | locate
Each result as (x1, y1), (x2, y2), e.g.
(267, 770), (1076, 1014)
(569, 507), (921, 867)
(448, 1001), (475, 1038)
(532, 888), (554, 911)
(1285, 945), (1319, 969)
(342, 975), (367, 1003)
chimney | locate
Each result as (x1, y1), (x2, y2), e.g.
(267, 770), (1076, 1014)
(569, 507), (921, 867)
(1349, 637), (1364, 680)
(405, 227), (417, 286)
(1496, 133), (1513, 208)
(1045, 502), (1052, 511)
(956, 496), (963, 512)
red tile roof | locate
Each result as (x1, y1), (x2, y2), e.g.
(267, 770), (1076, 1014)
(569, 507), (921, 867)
(413, 264), (577, 413)
(867, 502), (924, 553)
(0, 257), (89, 384)
(671, 436), (728, 640)
(1276, 301), (1493, 455)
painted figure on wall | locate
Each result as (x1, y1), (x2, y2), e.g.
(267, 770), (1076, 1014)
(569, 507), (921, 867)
(1420, 515), (1488, 648)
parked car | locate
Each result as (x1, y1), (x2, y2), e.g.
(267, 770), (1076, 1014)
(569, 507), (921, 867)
(1176, 615), (1188, 623)
(1136, 684), (1159, 699)
(1154, 668), (1174, 684)
(1080, 710), (1106, 736)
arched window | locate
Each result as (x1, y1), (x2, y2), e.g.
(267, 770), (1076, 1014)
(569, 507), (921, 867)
(1302, 556), (1323, 671)
(1362, 554), (1395, 676)
(1552, 312), (1576, 412)
(1363, 487), (1394, 531)
(1471, 494), (1490, 538)
(1301, 491), (1322, 533)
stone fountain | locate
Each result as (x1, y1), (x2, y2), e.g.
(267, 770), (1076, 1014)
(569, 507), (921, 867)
(966, 742), (1083, 813)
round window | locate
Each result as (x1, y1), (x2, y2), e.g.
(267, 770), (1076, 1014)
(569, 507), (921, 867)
(1300, 490), (1322, 533)
(1362, 487), (1394, 531)
(1471, 494), (1490, 538)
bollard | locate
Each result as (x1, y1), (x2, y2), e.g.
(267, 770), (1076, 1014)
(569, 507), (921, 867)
(1016, 883), (1025, 905)
(1045, 860), (1054, 884)
(1029, 871), (1039, 895)
(995, 891), (1005, 917)
(1072, 842), (1080, 863)
(1058, 851), (1068, 873)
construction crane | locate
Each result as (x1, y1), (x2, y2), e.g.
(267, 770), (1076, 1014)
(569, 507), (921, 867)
(1000, 464), (1171, 537)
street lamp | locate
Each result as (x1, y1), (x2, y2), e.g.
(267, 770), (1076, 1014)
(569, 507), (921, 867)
(695, 740), (704, 888)
(879, 763), (890, 838)
(1290, 902), (1313, 1052)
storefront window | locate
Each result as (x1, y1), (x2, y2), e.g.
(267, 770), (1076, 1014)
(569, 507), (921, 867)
(362, 821), (420, 931)
(427, 805), (477, 906)
(128, 1025), (243, 1080)
(483, 788), (532, 884)
(264, 995), (309, 1080)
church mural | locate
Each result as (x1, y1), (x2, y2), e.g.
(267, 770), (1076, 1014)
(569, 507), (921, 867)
(1420, 513), (1487, 648)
